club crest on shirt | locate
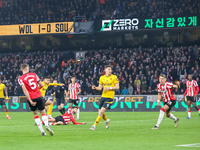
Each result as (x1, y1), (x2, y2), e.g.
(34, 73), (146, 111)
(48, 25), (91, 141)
(110, 78), (112, 80)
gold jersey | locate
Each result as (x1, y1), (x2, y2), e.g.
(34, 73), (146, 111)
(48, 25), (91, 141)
(0, 83), (5, 98)
(40, 81), (61, 98)
(99, 74), (118, 99)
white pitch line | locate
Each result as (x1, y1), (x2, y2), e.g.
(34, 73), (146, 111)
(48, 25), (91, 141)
(176, 143), (200, 147)
(0, 117), (198, 128)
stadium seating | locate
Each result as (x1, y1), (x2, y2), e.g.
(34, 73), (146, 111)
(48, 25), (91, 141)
(94, 0), (200, 20)
(0, 0), (199, 25)
(0, 0), (96, 25)
(1, 45), (199, 96)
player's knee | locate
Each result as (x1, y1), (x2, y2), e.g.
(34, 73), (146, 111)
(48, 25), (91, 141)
(160, 108), (165, 112)
(166, 114), (170, 117)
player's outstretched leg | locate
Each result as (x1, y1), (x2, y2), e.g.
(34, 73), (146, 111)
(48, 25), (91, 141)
(76, 107), (80, 120)
(3, 105), (11, 119)
(166, 112), (179, 127)
(152, 108), (165, 129)
(103, 113), (110, 129)
(186, 100), (191, 119)
(40, 110), (54, 136)
(192, 102), (200, 118)
(46, 100), (54, 119)
(89, 108), (106, 130)
(34, 115), (46, 135)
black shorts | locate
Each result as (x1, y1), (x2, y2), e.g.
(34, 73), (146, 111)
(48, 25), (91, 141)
(56, 97), (65, 106)
(27, 97), (45, 111)
(55, 116), (65, 124)
(68, 99), (79, 106)
(43, 98), (48, 104)
(0, 98), (6, 105)
(164, 100), (176, 111)
(187, 96), (196, 102)
(99, 97), (113, 109)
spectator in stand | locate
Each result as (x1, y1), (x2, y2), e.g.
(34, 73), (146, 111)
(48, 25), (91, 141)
(121, 87), (128, 95)
(128, 83), (133, 95)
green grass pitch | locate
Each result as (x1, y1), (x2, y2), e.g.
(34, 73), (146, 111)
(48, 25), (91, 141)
(0, 111), (199, 150)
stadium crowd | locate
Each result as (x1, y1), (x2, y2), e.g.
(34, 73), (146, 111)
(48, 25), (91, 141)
(0, 45), (200, 96)
(0, 0), (96, 25)
(95, 0), (200, 20)
(0, 0), (199, 25)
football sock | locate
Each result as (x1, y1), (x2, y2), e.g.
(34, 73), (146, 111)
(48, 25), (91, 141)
(94, 115), (102, 126)
(68, 107), (72, 114)
(59, 109), (63, 115)
(103, 113), (107, 121)
(35, 115), (44, 132)
(5, 112), (9, 116)
(188, 111), (191, 117)
(47, 104), (53, 115)
(168, 113), (177, 121)
(42, 114), (49, 127)
(156, 108), (165, 127)
(77, 108), (80, 118)
(61, 108), (65, 114)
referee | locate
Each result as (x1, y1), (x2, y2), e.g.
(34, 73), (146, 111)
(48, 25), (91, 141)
(51, 80), (67, 115)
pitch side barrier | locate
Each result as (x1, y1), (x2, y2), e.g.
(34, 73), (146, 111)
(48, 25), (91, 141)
(0, 95), (200, 112)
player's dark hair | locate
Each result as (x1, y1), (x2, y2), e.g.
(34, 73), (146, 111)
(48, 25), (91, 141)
(159, 74), (166, 78)
(20, 63), (29, 71)
(45, 76), (50, 79)
(71, 75), (76, 79)
(104, 65), (112, 69)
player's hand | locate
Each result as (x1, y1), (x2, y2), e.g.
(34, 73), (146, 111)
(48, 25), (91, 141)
(61, 83), (65, 86)
(5, 96), (9, 102)
(157, 102), (161, 107)
(75, 93), (79, 95)
(83, 122), (87, 124)
(194, 95), (197, 99)
(65, 97), (69, 102)
(92, 85), (96, 90)
(104, 87), (110, 91)
(182, 96), (185, 101)
(30, 100), (36, 106)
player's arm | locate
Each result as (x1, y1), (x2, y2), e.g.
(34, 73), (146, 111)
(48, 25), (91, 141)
(157, 92), (162, 106)
(76, 88), (81, 95)
(70, 114), (86, 125)
(53, 121), (64, 125)
(66, 90), (70, 97)
(182, 89), (187, 101)
(172, 81), (180, 89)
(49, 83), (65, 87)
(38, 81), (43, 89)
(4, 86), (9, 101)
(21, 84), (36, 106)
(194, 82), (199, 98)
(92, 76), (103, 91)
(92, 84), (103, 91)
(51, 91), (56, 96)
(195, 87), (199, 94)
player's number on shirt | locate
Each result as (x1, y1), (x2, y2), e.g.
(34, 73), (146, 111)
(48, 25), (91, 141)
(28, 79), (37, 90)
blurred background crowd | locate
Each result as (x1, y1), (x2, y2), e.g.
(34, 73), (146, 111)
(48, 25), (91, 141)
(1, 45), (200, 96)
(0, 0), (199, 25)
